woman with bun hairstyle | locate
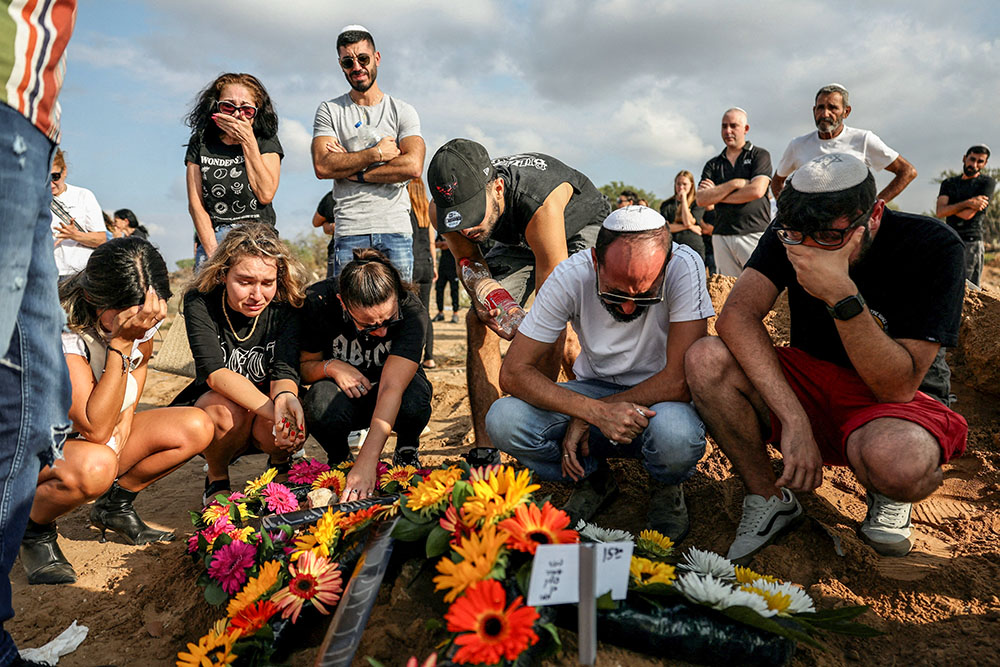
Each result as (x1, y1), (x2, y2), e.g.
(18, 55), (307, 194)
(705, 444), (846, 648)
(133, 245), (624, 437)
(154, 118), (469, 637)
(20, 237), (215, 585)
(174, 224), (306, 503)
(300, 247), (432, 501)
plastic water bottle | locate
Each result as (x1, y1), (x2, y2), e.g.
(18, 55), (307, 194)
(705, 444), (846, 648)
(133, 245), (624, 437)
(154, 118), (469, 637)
(459, 258), (526, 336)
(352, 120), (381, 153)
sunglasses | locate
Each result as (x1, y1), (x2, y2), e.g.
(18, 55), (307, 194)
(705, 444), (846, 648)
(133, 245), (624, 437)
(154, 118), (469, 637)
(596, 253), (670, 306)
(774, 205), (873, 247)
(339, 53), (372, 70)
(51, 171), (62, 181)
(349, 309), (402, 335)
(216, 100), (258, 119)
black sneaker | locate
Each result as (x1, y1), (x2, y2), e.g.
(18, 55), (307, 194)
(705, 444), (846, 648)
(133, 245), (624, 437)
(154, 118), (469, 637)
(465, 447), (501, 467)
(647, 481), (689, 543)
(203, 477), (232, 506)
(392, 447), (420, 468)
(432, 313), (445, 322)
(266, 457), (292, 475)
(562, 463), (619, 526)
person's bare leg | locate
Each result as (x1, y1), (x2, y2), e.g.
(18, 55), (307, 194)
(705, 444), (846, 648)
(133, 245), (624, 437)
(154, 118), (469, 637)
(250, 413), (287, 463)
(196, 391), (254, 483)
(846, 418), (942, 503)
(30, 440), (119, 523)
(559, 324), (580, 380)
(116, 407), (215, 491)
(466, 309), (501, 448)
(684, 337), (777, 498)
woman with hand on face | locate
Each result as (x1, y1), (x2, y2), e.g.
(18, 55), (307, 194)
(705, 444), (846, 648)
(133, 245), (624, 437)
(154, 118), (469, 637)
(49, 148), (108, 278)
(300, 248), (432, 503)
(173, 224), (307, 504)
(659, 170), (707, 263)
(184, 73), (283, 269)
(20, 238), (215, 585)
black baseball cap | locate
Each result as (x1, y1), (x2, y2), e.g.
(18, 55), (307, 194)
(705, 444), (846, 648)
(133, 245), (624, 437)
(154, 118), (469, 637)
(427, 138), (497, 233)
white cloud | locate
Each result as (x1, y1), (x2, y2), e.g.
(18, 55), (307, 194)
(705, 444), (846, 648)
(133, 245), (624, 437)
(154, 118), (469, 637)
(277, 119), (314, 174)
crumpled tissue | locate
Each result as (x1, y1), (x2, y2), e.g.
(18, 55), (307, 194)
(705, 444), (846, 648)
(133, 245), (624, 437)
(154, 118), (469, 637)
(18, 620), (88, 665)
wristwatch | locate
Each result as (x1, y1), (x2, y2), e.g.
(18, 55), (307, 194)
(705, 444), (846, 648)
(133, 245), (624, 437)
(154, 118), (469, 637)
(826, 293), (866, 321)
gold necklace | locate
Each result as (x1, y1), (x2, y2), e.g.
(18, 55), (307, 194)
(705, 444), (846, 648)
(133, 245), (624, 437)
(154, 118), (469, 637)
(221, 290), (260, 343)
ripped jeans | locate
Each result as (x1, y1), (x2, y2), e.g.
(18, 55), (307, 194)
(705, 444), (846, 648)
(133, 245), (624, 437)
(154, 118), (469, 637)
(0, 104), (72, 665)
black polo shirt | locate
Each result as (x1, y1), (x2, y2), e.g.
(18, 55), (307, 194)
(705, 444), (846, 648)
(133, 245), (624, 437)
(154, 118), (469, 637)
(938, 174), (996, 241)
(700, 142), (772, 236)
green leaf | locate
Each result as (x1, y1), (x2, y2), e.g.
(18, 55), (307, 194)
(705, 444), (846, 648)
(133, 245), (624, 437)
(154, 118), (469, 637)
(796, 605), (871, 623)
(627, 582), (679, 598)
(457, 460), (472, 475)
(189, 510), (203, 527)
(596, 591), (617, 610)
(537, 621), (563, 658)
(365, 658), (386, 667)
(721, 606), (826, 650)
(261, 530), (274, 553)
(515, 562), (532, 597)
(451, 480), (472, 508)
(424, 618), (444, 632)
(425, 525), (452, 558)
(229, 503), (241, 525)
(392, 516), (435, 542)
(399, 498), (434, 525)
(203, 582), (229, 606)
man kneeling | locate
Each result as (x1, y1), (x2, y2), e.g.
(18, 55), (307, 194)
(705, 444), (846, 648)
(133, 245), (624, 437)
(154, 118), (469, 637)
(686, 153), (968, 562)
(486, 206), (714, 541)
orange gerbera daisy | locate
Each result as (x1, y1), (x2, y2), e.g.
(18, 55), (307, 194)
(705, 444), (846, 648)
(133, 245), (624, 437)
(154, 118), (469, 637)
(176, 627), (238, 667)
(498, 502), (578, 554)
(312, 470), (347, 496)
(229, 599), (279, 637)
(462, 467), (540, 527)
(445, 579), (540, 664)
(226, 560), (283, 618)
(433, 524), (508, 603)
(271, 551), (343, 624)
(406, 466), (464, 515)
(340, 506), (378, 535)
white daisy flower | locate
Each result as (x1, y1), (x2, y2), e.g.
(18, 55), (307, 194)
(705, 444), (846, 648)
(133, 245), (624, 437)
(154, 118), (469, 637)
(723, 588), (778, 618)
(750, 579), (816, 615)
(679, 547), (736, 580)
(574, 519), (634, 543)
(675, 573), (778, 617)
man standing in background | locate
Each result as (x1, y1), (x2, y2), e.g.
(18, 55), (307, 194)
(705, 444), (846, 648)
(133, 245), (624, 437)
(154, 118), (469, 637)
(311, 24), (425, 281)
(936, 145), (995, 287)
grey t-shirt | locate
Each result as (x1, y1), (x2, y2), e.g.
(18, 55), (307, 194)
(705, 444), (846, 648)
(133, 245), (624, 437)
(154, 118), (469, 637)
(313, 93), (421, 237)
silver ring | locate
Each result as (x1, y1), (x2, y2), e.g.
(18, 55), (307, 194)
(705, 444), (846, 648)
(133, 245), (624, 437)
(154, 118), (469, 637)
(563, 454), (570, 458)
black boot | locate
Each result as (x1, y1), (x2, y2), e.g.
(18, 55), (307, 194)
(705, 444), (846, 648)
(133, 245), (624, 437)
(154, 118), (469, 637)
(20, 519), (77, 585)
(90, 482), (174, 545)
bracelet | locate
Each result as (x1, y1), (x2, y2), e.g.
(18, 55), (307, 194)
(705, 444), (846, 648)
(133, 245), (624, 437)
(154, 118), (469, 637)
(323, 359), (335, 378)
(106, 346), (130, 375)
(273, 390), (297, 402)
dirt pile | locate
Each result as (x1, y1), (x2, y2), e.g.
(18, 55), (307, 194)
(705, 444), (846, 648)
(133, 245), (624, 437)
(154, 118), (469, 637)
(949, 285), (1000, 396)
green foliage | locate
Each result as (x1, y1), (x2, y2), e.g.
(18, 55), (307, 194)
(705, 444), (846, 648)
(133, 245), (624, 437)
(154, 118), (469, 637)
(203, 582), (228, 606)
(932, 167), (1000, 244)
(175, 258), (195, 271)
(284, 229), (331, 283)
(599, 181), (664, 211)
(425, 525), (452, 558)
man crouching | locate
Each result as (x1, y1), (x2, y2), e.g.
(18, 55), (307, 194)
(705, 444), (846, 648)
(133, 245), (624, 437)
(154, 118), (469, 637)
(486, 206), (714, 541)
(685, 153), (968, 562)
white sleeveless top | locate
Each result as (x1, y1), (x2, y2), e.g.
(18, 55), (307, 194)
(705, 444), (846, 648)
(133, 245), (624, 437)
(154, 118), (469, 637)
(61, 322), (161, 414)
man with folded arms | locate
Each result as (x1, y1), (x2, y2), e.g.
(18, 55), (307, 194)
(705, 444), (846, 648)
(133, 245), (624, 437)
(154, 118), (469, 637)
(686, 153), (968, 561)
(486, 206), (713, 541)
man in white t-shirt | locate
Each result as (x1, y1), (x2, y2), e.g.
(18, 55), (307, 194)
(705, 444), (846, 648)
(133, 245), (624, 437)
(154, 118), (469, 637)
(485, 206), (714, 541)
(311, 24), (425, 281)
(771, 83), (917, 203)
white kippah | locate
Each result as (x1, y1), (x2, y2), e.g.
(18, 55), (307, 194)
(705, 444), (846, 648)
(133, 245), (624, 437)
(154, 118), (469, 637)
(602, 205), (665, 232)
(339, 24), (372, 35)
(789, 153), (870, 193)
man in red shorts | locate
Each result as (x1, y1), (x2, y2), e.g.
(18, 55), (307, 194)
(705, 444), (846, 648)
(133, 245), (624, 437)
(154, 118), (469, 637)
(685, 153), (968, 561)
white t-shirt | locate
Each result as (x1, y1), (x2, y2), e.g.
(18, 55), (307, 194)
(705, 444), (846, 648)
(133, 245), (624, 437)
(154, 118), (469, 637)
(62, 322), (160, 415)
(51, 183), (105, 276)
(518, 245), (714, 386)
(775, 125), (899, 178)
(312, 92), (421, 237)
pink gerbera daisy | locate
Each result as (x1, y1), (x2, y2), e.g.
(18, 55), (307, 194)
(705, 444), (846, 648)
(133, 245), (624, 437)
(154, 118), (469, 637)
(261, 482), (300, 514)
(189, 516), (233, 554)
(288, 459), (331, 485)
(207, 540), (257, 594)
(271, 551), (343, 623)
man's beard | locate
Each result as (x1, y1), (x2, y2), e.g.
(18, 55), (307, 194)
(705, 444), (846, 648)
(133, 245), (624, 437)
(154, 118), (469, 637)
(348, 65), (377, 93)
(964, 164), (980, 178)
(595, 282), (646, 323)
(816, 117), (842, 134)
(474, 195), (501, 244)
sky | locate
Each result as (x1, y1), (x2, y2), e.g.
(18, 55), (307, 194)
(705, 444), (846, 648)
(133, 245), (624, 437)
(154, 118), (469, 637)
(59, 0), (1000, 270)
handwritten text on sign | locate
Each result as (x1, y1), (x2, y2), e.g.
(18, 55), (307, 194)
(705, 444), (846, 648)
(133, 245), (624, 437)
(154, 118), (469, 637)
(526, 542), (633, 606)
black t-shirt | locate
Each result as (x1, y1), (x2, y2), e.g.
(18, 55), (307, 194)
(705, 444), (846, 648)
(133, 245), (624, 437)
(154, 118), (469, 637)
(659, 198), (706, 261)
(184, 131), (284, 229)
(938, 174), (996, 240)
(410, 211), (434, 283)
(746, 210), (965, 400)
(317, 192), (336, 255)
(182, 286), (300, 390)
(489, 153), (610, 247)
(700, 142), (772, 236)
(300, 278), (429, 382)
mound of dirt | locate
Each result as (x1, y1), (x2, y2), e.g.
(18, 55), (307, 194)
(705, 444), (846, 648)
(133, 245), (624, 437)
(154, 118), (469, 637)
(949, 285), (1000, 396)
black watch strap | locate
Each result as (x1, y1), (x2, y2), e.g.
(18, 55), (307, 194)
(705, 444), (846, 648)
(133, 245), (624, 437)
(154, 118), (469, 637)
(826, 293), (866, 321)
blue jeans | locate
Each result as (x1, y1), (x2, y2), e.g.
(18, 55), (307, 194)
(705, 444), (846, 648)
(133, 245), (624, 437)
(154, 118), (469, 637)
(193, 223), (238, 270)
(0, 104), (72, 665)
(333, 233), (413, 283)
(486, 379), (705, 484)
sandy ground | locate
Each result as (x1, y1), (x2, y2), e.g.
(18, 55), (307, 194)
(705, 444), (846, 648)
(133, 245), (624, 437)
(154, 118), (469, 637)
(8, 268), (1000, 666)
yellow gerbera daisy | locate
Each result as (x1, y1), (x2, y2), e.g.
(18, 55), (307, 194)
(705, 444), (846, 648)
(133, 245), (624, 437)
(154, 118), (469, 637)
(433, 524), (508, 602)
(636, 529), (675, 559)
(202, 503), (229, 525)
(462, 467), (540, 526)
(378, 464), (418, 490)
(226, 560), (283, 618)
(312, 469), (347, 495)
(291, 509), (342, 561)
(176, 628), (237, 667)
(629, 556), (677, 587)
(226, 526), (255, 543)
(734, 566), (778, 585)
(244, 468), (277, 496)
(741, 585), (792, 614)
(406, 466), (464, 514)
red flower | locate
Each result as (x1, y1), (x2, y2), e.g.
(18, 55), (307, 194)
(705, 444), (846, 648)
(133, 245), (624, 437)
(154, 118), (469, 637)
(445, 579), (539, 664)
(230, 600), (279, 636)
(497, 502), (578, 554)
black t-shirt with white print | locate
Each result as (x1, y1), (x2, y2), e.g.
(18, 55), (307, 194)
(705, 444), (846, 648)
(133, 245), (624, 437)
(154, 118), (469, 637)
(300, 277), (428, 383)
(184, 131), (284, 229)
(485, 153), (609, 247)
(175, 286), (300, 403)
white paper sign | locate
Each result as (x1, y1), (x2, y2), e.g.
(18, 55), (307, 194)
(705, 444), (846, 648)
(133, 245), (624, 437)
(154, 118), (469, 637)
(527, 542), (633, 606)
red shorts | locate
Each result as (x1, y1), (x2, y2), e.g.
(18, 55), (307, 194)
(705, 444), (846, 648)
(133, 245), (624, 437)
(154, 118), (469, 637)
(766, 347), (968, 466)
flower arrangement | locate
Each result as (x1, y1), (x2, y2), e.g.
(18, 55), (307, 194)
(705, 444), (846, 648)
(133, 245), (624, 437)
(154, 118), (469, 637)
(179, 459), (416, 667)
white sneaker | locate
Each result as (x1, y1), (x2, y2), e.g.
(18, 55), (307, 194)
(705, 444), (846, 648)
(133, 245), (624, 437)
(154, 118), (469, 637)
(859, 491), (913, 556)
(727, 488), (803, 563)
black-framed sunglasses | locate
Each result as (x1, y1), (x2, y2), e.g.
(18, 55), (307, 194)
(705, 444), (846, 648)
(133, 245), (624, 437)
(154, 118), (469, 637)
(216, 100), (258, 119)
(774, 205), (874, 247)
(339, 53), (372, 70)
(596, 250), (671, 306)
(349, 309), (403, 335)
(50, 171), (62, 182)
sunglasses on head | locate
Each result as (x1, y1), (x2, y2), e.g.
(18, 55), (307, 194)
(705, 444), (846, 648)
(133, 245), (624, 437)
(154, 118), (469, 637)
(339, 53), (371, 70)
(50, 171), (62, 182)
(774, 205), (874, 247)
(216, 100), (258, 119)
